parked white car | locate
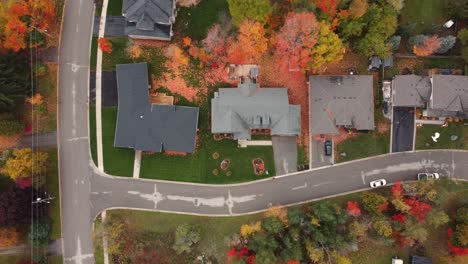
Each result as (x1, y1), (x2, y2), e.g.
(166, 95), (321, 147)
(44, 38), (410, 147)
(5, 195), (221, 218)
(370, 179), (387, 188)
(417, 172), (440, 181)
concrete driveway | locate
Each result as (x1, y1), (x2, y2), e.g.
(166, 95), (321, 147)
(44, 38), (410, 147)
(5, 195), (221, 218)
(392, 107), (415, 152)
(272, 136), (297, 175)
(311, 138), (333, 168)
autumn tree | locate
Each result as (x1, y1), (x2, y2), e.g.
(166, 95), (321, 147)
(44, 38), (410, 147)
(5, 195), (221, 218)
(426, 209), (449, 228)
(228, 20), (268, 63)
(2, 148), (49, 182)
(404, 198), (432, 221)
(309, 21), (345, 72)
(0, 52), (31, 111)
(98, 38), (113, 54)
(346, 201), (362, 217)
(291, 0), (316, 12)
(240, 221), (261, 237)
(445, 0), (468, 19)
(275, 12), (319, 71)
(0, 186), (31, 226)
(227, 0), (272, 26)
(362, 192), (388, 215)
(93, 215), (128, 256)
(349, 220), (369, 240)
(0, 227), (20, 248)
(413, 35), (441, 56)
(373, 218), (393, 237)
(176, 0), (201, 7)
(387, 0), (405, 12)
(349, 0), (369, 19)
(173, 224), (200, 254)
(314, 0), (339, 18)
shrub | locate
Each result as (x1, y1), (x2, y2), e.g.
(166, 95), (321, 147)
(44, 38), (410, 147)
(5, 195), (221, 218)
(436, 35), (456, 54)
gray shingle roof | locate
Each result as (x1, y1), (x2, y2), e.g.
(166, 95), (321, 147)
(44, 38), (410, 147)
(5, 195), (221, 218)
(211, 83), (301, 140)
(114, 63), (199, 153)
(122, 0), (174, 39)
(429, 75), (468, 117)
(309, 75), (375, 135)
(392, 75), (431, 107)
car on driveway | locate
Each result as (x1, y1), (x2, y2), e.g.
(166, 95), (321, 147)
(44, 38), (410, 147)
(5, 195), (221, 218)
(370, 179), (387, 188)
(417, 172), (440, 180)
(324, 140), (332, 156)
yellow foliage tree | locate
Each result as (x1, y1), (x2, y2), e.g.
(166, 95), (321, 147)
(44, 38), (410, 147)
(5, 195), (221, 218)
(174, 46), (189, 65)
(240, 221), (261, 237)
(26, 93), (44, 105)
(309, 21), (345, 73)
(373, 218), (392, 237)
(228, 20), (268, 63)
(264, 205), (288, 225)
(0, 227), (19, 248)
(2, 148), (48, 181)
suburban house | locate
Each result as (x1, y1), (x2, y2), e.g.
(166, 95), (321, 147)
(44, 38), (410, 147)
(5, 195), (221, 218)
(114, 63), (199, 153)
(392, 74), (468, 118)
(122, 0), (177, 41)
(309, 75), (375, 135)
(211, 68), (301, 140)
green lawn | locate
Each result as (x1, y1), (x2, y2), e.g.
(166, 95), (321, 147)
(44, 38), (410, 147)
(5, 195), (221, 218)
(45, 149), (62, 240)
(90, 106), (98, 166)
(400, 0), (447, 35)
(101, 107), (135, 176)
(174, 0), (230, 40)
(336, 132), (390, 163)
(0, 255), (30, 264)
(107, 0), (123, 16)
(102, 37), (132, 71)
(415, 123), (465, 150)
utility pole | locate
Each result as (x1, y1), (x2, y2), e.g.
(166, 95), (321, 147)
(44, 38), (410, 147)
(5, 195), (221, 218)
(32, 192), (55, 204)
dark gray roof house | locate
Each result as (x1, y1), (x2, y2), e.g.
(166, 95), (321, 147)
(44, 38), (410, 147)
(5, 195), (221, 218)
(122, 0), (176, 40)
(211, 80), (301, 140)
(114, 63), (199, 153)
(392, 75), (431, 107)
(309, 75), (375, 135)
(427, 75), (468, 118)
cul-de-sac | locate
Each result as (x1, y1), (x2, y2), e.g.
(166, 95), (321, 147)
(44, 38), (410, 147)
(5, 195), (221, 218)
(0, 0), (468, 263)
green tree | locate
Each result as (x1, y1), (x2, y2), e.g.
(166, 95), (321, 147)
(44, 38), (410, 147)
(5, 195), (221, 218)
(308, 201), (348, 248)
(172, 224), (201, 254)
(354, 3), (397, 58)
(0, 53), (31, 111)
(362, 192), (388, 215)
(402, 221), (428, 246)
(2, 148), (49, 182)
(291, 0), (317, 12)
(262, 217), (284, 235)
(456, 207), (468, 224)
(288, 207), (307, 226)
(256, 249), (278, 263)
(458, 28), (468, 62)
(249, 233), (279, 254)
(436, 35), (456, 54)
(0, 113), (23, 136)
(280, 233), (303, 261)
(445, 0), (468, 19)
(426, 209), (449, 228)
(227, 0), (272, 26)
(28, 219), (50, 247)
(389, 35), (401, 51)
(309, 21), (345, 73)
(453, 224), (468, 247)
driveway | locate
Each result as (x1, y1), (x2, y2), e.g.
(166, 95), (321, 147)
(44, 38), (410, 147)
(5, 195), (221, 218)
(89, 71), (118, 106)
(392, 107), (415, 152)
(93, 16), (125, 37)
(311, 138), (333, 168)
(272, 136), (297, 175)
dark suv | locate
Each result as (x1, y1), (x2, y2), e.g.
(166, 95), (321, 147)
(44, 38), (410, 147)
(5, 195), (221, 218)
(324, 140), (332, 156)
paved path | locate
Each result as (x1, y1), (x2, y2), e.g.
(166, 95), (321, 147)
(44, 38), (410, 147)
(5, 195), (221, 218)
(15, 132), (57, 148)
(57, 2), (468, 263)
(0, 239), (63, 256)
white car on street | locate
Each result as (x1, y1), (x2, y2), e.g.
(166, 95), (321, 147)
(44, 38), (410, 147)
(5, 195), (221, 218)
(370, 179), (387, 188)
(417, 172), (440, 181)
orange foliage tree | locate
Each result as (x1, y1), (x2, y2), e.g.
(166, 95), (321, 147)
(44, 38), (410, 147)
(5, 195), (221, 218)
(2, 0), (55, 51)
(0, 227), (19, 248)
(275, 12), (319, 71)
(413, 36), (441, 56)
(98, 38), (113, 54)
(314, 0), (339, 18)
(228, 20), (268, 64)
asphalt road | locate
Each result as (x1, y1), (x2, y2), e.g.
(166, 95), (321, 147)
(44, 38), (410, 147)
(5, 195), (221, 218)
(58, 0), (95, 263)
(57, 2), (468, 263)
(392, 107), (415, 152)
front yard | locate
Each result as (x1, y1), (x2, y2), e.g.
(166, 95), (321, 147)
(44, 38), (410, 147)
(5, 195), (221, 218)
(415, 123), (467, 150)
(335, 131), (390, 163)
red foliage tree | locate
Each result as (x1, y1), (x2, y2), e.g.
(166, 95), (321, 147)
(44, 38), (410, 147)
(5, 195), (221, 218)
(275, 12), (319, 71)
(391, 180), (403, 199)
(98, 38), (113, 54)
(448, 228), (468, 255)
(392, 213), (406, 225)
(413, 36), (441, 56)
(314, 0), (339, 18)
(16, 177), (32, 189)
(287, 260), (300, 264)
(404, 198), (432, 221)
(347, 201), (362, 217)
(393, 230), (407, 248)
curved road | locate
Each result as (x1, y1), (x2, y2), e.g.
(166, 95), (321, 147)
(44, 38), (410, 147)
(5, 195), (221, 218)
(58, 2), (468, 263)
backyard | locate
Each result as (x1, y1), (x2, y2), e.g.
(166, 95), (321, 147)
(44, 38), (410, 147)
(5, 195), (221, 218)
(415, 123), (467, 150)
(94, 180), (468, 264)
(400, 0), (447, 35)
